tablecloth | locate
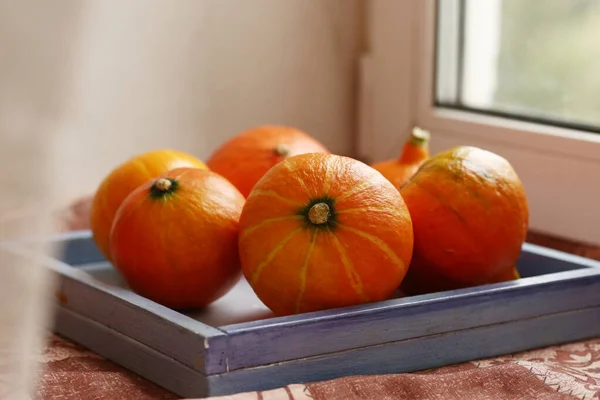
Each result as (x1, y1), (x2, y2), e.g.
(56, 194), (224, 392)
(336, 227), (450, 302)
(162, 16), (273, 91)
(37, 335), (600, 399)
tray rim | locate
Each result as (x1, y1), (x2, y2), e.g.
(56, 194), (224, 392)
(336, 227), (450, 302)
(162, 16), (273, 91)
(55, 306), (208, 398)
(222, 264), (600, 332)
(215, 266), (600, 372)
(3, 230), (600, 376)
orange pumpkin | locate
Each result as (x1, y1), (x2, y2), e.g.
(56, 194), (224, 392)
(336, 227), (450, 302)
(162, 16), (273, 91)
(399, 146), (529, 295)
(90, 149), (207, 261)
(238, 153), (414, 316)
(110, 168), (245, 309)
(371, 126), (431, 189)
(207, 125), (329, 197)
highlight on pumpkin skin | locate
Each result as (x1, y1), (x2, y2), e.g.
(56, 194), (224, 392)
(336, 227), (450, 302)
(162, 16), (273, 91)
(328, 231), (369, 302)
(295, 230), (318, 313)
(371, 126), (431, 190)
(238, 152), (414, 316)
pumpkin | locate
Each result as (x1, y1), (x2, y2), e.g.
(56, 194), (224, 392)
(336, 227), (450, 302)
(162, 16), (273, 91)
(110, 168), (245, 309)
(238, 153), (414, 316)
(399, 146), (529, 295)
(90, 149), (207, 261)
(371, 126), (431, 189)
(206, 125), (329, 197)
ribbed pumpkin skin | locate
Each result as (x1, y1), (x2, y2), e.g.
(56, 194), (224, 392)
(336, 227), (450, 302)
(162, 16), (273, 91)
(238, 153), (414, 316)
(90, 149), (207, 261)
(206, 125), (329, 197)
(110, 168), (244, 310)
(399, 146), (529, 295)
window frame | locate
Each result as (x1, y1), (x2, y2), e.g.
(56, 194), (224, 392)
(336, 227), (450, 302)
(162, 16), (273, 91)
(361, 0), (600, 245)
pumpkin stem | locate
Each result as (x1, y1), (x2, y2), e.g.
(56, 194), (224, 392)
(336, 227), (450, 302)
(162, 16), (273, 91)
(308, 203), (330, 225)
(274, 144), (290, 157)
(155, 178), (172, 192)
(399, 126), (431, 164)
(149, 177), (178, 199)
(409, 126), (431, 146)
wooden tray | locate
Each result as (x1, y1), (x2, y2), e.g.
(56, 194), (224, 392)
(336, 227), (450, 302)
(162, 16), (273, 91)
(3, 230), (600, 398)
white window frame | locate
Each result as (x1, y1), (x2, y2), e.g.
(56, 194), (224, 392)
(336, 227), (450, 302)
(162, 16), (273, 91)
(360, 0), (600, 246)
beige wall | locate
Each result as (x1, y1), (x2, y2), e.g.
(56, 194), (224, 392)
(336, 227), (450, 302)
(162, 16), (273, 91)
(0, 1), (83, 216)
(52, 0), (361, 200)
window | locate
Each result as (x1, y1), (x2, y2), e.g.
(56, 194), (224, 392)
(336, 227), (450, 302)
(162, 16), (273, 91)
(363, 0), (600, 246)
(437, 0), (600, 132)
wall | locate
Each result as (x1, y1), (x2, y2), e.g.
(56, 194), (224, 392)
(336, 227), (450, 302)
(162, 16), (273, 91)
(53, 0), (361, 200)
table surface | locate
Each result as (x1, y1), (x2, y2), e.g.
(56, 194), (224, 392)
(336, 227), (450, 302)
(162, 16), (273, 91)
(35, 199), (600, 399)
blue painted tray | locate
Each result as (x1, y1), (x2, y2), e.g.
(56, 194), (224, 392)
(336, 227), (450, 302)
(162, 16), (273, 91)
(3, 230), (600, 398)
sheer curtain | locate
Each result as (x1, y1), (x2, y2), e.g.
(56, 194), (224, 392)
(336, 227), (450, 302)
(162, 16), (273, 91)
(0, 1), (83, 398)
(0, 1), (210, 397)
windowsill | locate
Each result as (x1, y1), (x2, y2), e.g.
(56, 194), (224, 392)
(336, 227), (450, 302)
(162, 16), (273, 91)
(527, 230), (600, 262)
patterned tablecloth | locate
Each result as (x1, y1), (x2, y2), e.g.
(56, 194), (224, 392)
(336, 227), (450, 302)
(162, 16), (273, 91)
(37, 335), (600, 399)
(35, 197), (600, 399)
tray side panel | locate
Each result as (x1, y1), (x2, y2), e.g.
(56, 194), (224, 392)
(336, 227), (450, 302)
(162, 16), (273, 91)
(55, 307), (208, 398)
(220, 269), (600, 372)
(209, 305), (600, 397)
(55, 271), (230, 374)
(2, 242), (228, 374)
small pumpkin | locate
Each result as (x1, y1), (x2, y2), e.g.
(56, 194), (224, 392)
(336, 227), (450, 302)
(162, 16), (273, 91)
(371, 126), (431, 189)
(238, 153), (414, 316)
(399, 146), (529, 295)
(207, 125), (329, 197)
(90, 149), (207, 261)
(110, 168), (245, 309)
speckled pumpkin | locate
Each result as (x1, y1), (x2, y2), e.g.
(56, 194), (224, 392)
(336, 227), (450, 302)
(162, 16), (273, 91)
(399, 146), (529, 294)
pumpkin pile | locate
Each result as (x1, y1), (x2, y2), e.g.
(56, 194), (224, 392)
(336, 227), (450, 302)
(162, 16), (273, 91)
(89, 124), (529, 316)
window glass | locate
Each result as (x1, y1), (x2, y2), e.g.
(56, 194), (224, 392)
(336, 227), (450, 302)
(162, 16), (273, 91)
(436, 0), (600, 131)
